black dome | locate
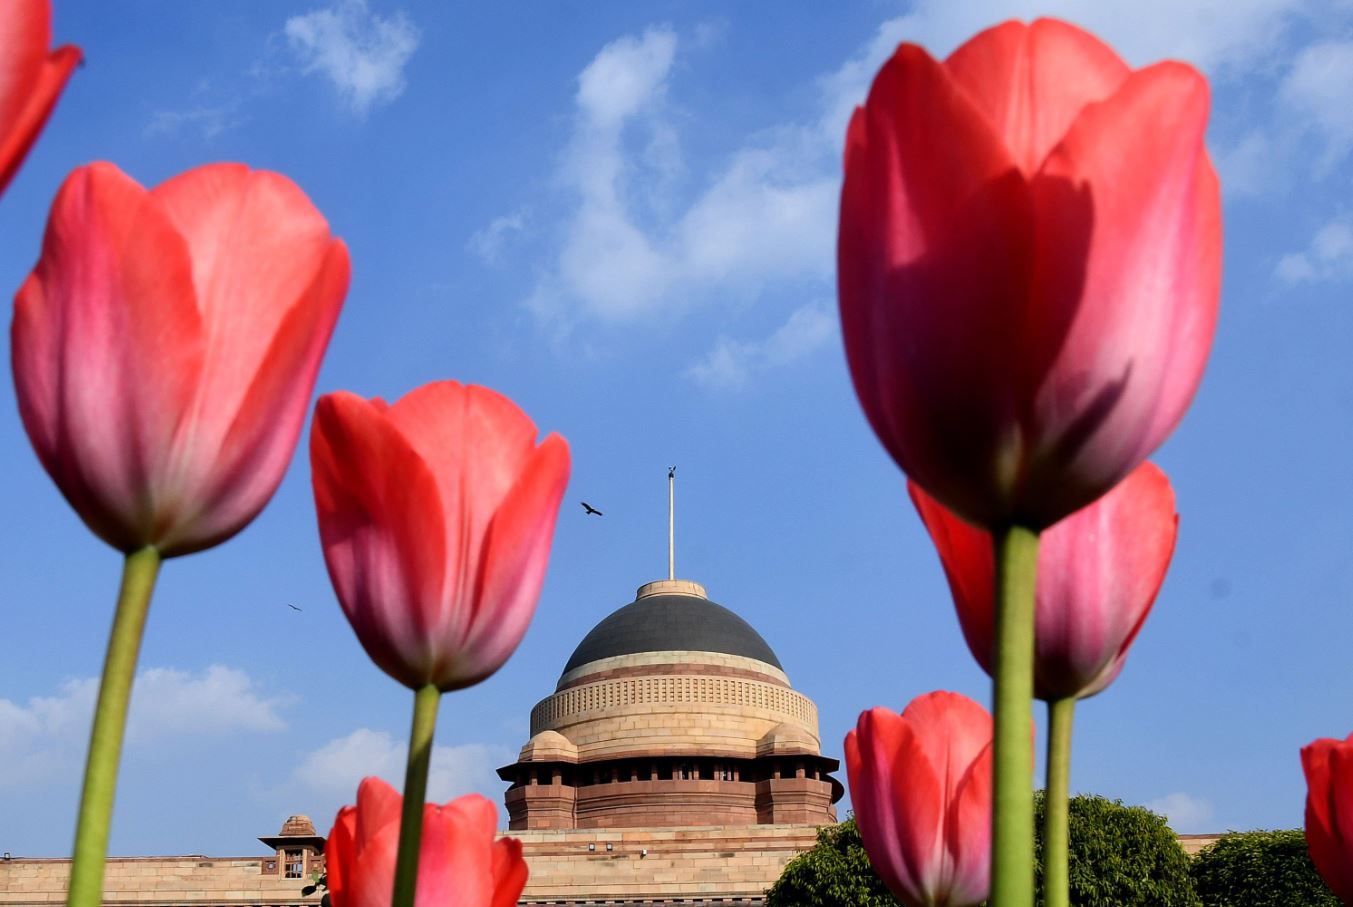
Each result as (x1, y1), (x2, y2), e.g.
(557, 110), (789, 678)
(561, 592), (782, 676)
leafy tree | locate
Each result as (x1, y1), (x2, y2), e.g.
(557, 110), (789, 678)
(1037, 793), (1199, 907)
(766, 794), (1199, 907)
(765, 818), (901, 907)
(1190, 829), (1337, 906)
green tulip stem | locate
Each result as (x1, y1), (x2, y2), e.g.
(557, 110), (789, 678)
(67, 545), (162, 907)
(991, 525), (1039, 907)
(392, 683), (441, 907)
(1043, 696), (1076, 907)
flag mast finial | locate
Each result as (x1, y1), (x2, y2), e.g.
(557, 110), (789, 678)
(667, 466), (676, 581)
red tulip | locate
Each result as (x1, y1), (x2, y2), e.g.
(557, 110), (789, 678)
(311, 381), (570, 692)
(12, 162), (349, 556)
(845, 691), (992, 907)
(1302, 732), (1353, 902)
(910, 461), (1177, 701)
(838, 18), (1220, 531)
(327, 777), (527, 907)
(1, 0), (80, 197)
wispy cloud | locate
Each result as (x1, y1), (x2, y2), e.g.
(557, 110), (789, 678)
(285, 0), (420, 115)
(144, 103), (244, 141)
(1280, 39), (1353, 171)
(0, 666), (293, 788)
(1146, 791), (1216, 833)
(1276, 217), (1353, 284)
(688, 302), (837, 392)
(466, 211), (529, 266)
(525, 25), (841, 330)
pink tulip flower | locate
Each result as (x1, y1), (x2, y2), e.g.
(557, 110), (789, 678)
(910, 461), (1177, 701)
(327, 777), (527, 907)
(12, 161), (349, 556)
(845, 691), (993, 907)
(1, 0), (80, 196)
(838, 18), (1220, 531)
(1302, 732), (1353, 902)
(310, 381), (570, 692)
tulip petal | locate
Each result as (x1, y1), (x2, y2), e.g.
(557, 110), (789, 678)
(354, 777), (403, 849)
(160, 238), (349, 555)
(945, 742), (993, 905)
(0, 0), (79, 195)
(848, 696), (993, 907)
(417, 795), (495, 907)
(151, 163), (340, 470)
(839, 42), (1039, 527)
(848, 708), (941, 905)
(489, 837), (528, 907)
(901, 692), (994, 806)
(325, 804), (357, 907)
(1034, 462), (1177, 698)
(1022, 62), (1218, 524)
(0, 0), (49, 130)
(1304, 736), (1353, 901)
(11, 162), (204, 550)
(908, 481), (997, 674)
(311, 392), (449, 688)
(385, 383), (543, 655)
(944, 19), (1129, 176)
(445, 433), (570, 690)
(344, 779), (401, 907)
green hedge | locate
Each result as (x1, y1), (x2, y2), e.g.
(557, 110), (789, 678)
(1190, 829), (1337, 906)
(766, 794), (1199, 906)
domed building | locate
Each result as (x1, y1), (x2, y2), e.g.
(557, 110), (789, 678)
(499, 578), (841, 831)
(500, 572), (843, 905)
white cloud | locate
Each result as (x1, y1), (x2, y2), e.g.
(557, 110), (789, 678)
(1146, 791), (1216, 833)
(293, 728), (512, 819)
(144, 104), (243, 141)
(466, 211), (529, 265)
(1275, 218), (1353, 284)
(529, 26), (844, 329)
(1280, 40), (1353, 169)
(0, 666), (291, 788)
(687, 302), (837, 392)
(285, 0), (419, 115)
(576, 28), (677, 128)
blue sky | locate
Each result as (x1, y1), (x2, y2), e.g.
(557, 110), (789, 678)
(2, 0), (1352, 857)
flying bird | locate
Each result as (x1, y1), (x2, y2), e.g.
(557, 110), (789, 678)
(288, 603), (303, 612)
(581, 502), (603, 516)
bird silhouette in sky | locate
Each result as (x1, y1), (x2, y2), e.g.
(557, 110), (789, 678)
(581, 502), (603, 516)
(288, 603), (303, 612)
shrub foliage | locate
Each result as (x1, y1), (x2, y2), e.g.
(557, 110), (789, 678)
(1037, 793), (1199, 907)
(1190, 829), (1337, 906)
(766, 794), (1200, 907)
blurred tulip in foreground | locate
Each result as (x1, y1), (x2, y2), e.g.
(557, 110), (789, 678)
(846, 691), (993, 907)
(910, 461), (1178, 701)
(12, 161), (350, 556)
(1302, 732), (1353, 902)
(1, 0), (80, 196)
(327, 777), (526, 907)
(838, 17), (1220, 531)
(311, 381), (570, 692)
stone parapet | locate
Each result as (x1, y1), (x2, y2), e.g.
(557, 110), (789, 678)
(514, 823), (823, 904)
(0, 856), (319, 906)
